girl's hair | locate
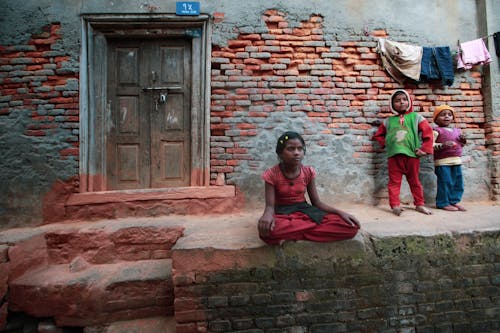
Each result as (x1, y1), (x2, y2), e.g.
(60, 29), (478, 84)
(275, 131), (306, 154)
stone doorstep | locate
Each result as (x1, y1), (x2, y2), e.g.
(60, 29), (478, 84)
(65, 186), (236, 206)
(63, 186), (240, 222)
(8, 259), (174, 327)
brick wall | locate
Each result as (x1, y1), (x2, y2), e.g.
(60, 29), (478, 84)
(209, 10), (498, 201)
(172, 232), (500, 333)
(1, 9), (499, 226)
(0, 23), (79, 154)
(0, 23), (80, 226)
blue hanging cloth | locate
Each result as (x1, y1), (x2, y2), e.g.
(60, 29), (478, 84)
(419, 46), (454, 86)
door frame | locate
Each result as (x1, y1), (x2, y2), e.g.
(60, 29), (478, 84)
(80, 14), (210, 192)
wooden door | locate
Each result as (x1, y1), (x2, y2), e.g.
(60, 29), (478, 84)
(107, 39), (191, 190)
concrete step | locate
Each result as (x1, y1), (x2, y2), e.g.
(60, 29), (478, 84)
(8, 259), (173, 327)
(1, 218), (184, 282)
(45, 225), (183, 265)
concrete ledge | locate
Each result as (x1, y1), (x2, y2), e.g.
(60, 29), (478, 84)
(172, 201), (500, 250)
(2, 201), (499, 252)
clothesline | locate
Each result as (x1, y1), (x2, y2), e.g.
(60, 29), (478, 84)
(377, 35), (495, 86)
(481, 32), (496, 39)
(459, 32), (496, 46)
(364, 26), (497, 46)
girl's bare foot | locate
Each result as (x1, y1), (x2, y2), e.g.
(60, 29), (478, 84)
(452, 203), (466, 211)
(416, 205), (432, 215)
(392, 206), (404, 216)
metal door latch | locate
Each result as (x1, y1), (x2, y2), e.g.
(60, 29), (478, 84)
(159, 93), (167, 104)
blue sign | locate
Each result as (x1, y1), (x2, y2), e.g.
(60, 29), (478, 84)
(176, 2), (200, 16)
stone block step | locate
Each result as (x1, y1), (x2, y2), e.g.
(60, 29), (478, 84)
(45, 225), (183, 265)
(9, 259), (173, 327)
(0, 217), (184, 270)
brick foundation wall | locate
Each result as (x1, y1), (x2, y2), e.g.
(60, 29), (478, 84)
(172, 232), (500, 333)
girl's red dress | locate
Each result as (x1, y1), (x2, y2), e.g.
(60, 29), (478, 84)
(260, 164), (359, 245)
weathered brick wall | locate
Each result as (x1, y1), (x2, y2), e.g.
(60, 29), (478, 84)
(0, 23), (78, 157)
(485, 114), (500, 200)
(209, 10), (496, 203)
(1, 8), (499, 226)
(0, 23), (79, 227)
(172, 232), (500, 333)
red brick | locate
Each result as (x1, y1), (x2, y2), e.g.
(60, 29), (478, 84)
(227, 40), (252, 48)
(60, 148), (78, 156)
(25, 130), (46, 136)
(240, 34), (261, 41)
(49, 97), (73, 104)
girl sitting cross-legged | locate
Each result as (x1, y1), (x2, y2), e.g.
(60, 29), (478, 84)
(258, 131), (361, 245)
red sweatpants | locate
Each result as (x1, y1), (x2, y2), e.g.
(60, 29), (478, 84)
(387, 154), (425, 208)
(260, 212), (359, 245)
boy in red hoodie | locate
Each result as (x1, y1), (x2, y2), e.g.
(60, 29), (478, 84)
(373, 89), (434, 216)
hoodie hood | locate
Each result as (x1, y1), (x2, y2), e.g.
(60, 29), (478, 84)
(390, 89), (413, 115)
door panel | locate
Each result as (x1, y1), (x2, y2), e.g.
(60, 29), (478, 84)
(161, 142), (184, 180)
(107, 42), (149, 190)
(161, 46), (184, 84)
(116, 48), (139, 84)
(107, 38), (191, 190)
(118, 97), (139, 133)
(151, 41), (191, 188)
(117, 145), (140, 182)
(163, 94), (184, 130)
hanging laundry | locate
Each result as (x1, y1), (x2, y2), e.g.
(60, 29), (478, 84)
(377, 38), (423, 84)
(494, 32), (500, 57)
(457, 38), (491, 70)
(419, 46), (454, 86)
